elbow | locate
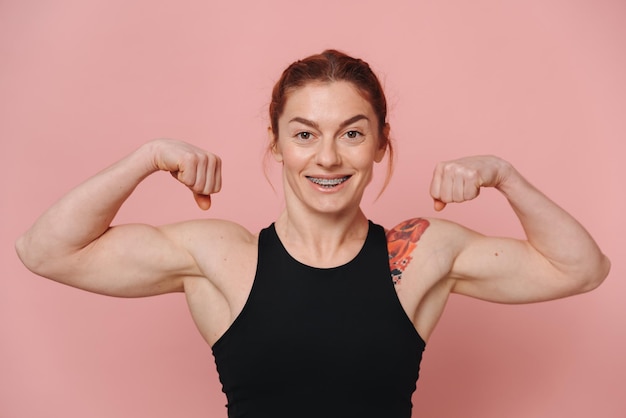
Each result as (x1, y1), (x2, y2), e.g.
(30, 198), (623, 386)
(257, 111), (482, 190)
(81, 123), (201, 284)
(576, 253), (611, 294)
(15, 233), (35, 272)
(15, 233), (48, 276)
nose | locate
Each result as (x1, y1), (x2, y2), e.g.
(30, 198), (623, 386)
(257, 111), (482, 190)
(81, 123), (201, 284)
(315, 138), (341, 168)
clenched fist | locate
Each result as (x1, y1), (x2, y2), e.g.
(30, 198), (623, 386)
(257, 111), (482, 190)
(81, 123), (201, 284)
(429, 155), (513, 211)
(149, 138), (222, 210)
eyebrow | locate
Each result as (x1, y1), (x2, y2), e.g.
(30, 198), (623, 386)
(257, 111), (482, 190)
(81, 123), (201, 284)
(288, 114), (370, 130)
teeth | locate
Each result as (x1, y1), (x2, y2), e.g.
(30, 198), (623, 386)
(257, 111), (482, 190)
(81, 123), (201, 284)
(307, 176), (349, 186)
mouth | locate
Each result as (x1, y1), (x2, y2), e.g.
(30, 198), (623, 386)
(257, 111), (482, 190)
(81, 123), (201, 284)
(306, 175), (351, 188)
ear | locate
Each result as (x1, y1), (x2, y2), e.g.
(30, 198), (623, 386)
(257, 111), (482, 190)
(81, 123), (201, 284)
(374, 123), (390, 163)
(268, 126), (283, 162)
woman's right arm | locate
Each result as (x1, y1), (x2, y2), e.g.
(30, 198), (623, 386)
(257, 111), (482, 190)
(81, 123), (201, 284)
(15, 139), (222, 297)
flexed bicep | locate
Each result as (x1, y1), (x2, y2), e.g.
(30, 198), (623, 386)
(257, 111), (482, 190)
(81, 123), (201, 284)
(54, 222), (201, 297)
(427, 153), (610, 303)
(16, 139), (224, 295)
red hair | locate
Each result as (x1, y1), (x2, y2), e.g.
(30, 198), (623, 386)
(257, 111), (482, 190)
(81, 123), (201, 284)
(268, 49), (394, 193)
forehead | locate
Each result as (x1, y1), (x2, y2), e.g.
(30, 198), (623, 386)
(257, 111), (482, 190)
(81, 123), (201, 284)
(281, 81), (376, 122)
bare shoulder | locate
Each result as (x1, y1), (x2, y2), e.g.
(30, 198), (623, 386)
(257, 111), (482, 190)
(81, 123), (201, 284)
(386, 217), (477, 268)
(160, 218), (256, 249)
(386, 216), (473, 239)
(390, 217), (479, 248)
(160, 218), (257, 273)
(386, 217), (472, 272)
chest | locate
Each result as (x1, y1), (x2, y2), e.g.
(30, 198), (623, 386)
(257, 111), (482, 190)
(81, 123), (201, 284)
(211, 251), (426, 404)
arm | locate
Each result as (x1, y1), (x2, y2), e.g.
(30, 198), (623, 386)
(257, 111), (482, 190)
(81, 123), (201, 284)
(15, 138), (222, 297)
(429, 155), (610, 303)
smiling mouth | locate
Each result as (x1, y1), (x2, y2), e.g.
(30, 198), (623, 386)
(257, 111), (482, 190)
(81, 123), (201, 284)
(306, 176), (351, 188)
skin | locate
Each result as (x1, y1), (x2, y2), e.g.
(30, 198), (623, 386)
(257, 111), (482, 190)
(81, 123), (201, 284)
(15, 81), (610, 347)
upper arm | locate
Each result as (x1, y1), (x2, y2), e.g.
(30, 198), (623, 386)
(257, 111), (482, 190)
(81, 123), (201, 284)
(432, 219), (595, 304)
(20, 219), (243, 298)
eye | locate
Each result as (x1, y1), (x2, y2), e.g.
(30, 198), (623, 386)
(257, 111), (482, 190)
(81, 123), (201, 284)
(343, 130), (364, 140)
(295, 131), (313, 141)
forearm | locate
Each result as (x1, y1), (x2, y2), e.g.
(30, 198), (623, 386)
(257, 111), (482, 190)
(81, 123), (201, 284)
(498, 165), (610, 287)
(16, 142), (158, 272)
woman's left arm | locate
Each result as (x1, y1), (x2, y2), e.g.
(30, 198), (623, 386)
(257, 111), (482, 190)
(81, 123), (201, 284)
(430, 155), (611, 303)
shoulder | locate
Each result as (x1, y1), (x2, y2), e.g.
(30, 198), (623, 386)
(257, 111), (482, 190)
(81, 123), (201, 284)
(385, 217), (478, 269)
(165, 219), (261, 292)
(386, 217), (478, 245)
(385, 218), (431, 241)
(160, 218), (256, 242)
(159, 219), (258, 262)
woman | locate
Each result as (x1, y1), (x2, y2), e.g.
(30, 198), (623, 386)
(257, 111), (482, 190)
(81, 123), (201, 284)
(15, 50), (610, 417)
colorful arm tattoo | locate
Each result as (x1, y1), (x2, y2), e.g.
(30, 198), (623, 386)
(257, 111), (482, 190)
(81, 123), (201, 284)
(387, 218), (430, 285)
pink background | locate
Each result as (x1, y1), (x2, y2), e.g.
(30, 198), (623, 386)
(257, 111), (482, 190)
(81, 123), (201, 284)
(1, 1), (625, 417)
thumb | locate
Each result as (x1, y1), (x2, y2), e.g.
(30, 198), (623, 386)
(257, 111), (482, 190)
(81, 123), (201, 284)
(433, 198), (446, 212)
(193, 193), (212, 211)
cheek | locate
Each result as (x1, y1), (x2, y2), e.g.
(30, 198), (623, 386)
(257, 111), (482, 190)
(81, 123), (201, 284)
(349, 147), (379, 168)
(277, 145), (309, 169)
(272, 140), (299, 164)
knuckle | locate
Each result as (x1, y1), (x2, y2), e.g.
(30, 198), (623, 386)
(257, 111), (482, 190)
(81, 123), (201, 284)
(181, 153), (197, 168)
(465, 167), (479, 179)
(442, 163), (456, 174)
(197, 153), (208, 166)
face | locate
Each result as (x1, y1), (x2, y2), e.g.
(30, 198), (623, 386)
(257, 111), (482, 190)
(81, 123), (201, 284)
(271, 81), (387, 215)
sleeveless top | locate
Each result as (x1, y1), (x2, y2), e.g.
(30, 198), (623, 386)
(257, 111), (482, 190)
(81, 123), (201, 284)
(211, 221), (426, 418)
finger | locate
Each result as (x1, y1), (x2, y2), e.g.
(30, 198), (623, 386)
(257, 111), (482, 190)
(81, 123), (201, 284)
(187, 153), (221, 196)
(452, 171), (466, 203)
(198, 154), (219, 196)
(177, 169), (193, 188)
(174, 155), (197, 189)
(433, 198), (446, 211)
(193, 192), (212, 210)
(429, 162), (444, 202)
(211, 155), (222, 194)
(463, 173), (481, 201)
(193, 154), (208, 194)
(439, 166), (454, 205)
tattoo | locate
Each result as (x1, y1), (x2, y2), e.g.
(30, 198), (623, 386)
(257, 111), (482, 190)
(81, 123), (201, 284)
(387, 218), (430, 285)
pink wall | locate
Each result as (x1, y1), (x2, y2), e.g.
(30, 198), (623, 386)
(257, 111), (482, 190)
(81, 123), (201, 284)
(1, 1), (624, 417)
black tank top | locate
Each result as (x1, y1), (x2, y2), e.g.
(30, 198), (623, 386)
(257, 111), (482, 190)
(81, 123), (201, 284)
(212, 221), (426, 418)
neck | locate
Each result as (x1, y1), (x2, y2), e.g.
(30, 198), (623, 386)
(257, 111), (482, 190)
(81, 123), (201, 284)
(274, 208), (370, 268)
